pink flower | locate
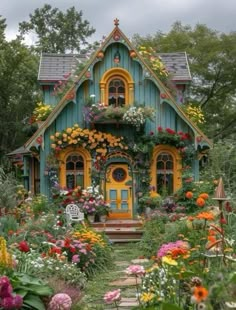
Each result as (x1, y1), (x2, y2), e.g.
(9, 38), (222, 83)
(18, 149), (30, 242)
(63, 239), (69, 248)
(104, 289), (121, 304)
(72, 254), (80, 263)
(49, 293), (72, 310)
(12, 295), (23, 309)
(0, 276), (12, 298)
(125, 265), (145, 276)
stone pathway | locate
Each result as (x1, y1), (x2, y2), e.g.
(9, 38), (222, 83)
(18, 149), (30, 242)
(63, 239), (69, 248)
(77, 244), (149, 309)
(103, 255), (149, 309)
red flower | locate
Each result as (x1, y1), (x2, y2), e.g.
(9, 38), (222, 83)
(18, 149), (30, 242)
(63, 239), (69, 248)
(149, 131), (154, 135)
(165, 128), (176, 135)
(64, 238), (71, 248)
(220, 218), (227, 224)
(69, 246), (76, 253)
(18, 241), (30, 252)
(157, 126), (163, 132)
(225, 201), (232, 212)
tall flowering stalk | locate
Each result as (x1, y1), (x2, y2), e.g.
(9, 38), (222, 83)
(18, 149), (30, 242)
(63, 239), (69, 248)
(125, 265), (145, 304)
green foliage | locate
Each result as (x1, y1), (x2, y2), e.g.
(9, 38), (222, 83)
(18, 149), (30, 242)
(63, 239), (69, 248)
(0, 168), (18, 211)
(19, 4), (96, 54)
(0, 33), (40, 156)
(0, 215), (19, 238)
(10, 272), (53, 310)
(132, 22), (236, 140)
(201, 139), (236, 202)
(138, 217), (168, 257)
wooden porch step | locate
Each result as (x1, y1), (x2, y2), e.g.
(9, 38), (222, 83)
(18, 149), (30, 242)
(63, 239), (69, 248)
(91, 219), (143, 243)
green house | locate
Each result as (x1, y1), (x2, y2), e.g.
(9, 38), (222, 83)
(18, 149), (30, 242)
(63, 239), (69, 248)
(22, 20), (211, 219)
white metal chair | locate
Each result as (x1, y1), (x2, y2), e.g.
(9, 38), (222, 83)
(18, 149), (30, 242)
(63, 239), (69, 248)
(65, 204), (84, 226)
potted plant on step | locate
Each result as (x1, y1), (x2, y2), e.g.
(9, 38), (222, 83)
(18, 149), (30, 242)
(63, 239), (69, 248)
(96, 200), (111, 222)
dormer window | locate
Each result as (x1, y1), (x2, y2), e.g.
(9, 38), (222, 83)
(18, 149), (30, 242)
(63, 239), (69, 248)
(100, 68), (134, 106)
(108, 78), (125, 106)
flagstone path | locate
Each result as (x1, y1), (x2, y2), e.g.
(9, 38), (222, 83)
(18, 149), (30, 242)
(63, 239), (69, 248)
(76, 244), (150, 310)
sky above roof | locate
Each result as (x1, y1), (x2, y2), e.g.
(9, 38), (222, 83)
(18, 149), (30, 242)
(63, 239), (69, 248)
(1, 0), (235, 44)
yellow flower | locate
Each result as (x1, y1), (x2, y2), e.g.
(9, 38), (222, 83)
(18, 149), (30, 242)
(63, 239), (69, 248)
(162, 255), (178, 266)
(140, 292), (155, 303)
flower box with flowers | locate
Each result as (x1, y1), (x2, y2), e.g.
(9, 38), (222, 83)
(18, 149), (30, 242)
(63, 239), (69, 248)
(83, 102), (155, 129)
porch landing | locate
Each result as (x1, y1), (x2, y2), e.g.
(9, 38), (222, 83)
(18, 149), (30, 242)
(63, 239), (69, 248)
(91, 219), (144, 243)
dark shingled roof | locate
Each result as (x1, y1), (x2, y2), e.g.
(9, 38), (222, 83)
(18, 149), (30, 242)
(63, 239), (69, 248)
(158, 52), (191, 81)
(38, 52), (191, 82)
(38, 53), (87, 81)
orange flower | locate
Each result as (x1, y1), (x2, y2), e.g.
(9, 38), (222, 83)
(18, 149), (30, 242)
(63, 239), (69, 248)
(193, 286), (208, 303)
(196, 197), (205, 207)
(199, 193), (209, 200)
(185, 191), (193, 199)
(196, 212), (214, 221)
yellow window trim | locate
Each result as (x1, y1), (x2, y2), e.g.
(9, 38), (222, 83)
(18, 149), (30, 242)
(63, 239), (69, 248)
(57, 146), (92, 188)
(100, 68), (134, 104)
(150, 145), (182, 193)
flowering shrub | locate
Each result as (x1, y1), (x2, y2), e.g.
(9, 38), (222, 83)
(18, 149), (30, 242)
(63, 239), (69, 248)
(33, 102), (53, 121)
(50, 124), (128, 157)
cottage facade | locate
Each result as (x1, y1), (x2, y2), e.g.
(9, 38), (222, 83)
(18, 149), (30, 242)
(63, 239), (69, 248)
(22, 20), (211, 219)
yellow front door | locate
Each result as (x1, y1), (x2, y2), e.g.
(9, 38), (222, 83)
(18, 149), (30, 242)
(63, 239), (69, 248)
(105, 164), (132, 219)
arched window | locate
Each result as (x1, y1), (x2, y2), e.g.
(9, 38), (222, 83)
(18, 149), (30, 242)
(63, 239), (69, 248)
(108, 78), (125, 106)
(66, 154), (84, 189)
(100, 68), (134, 105)
(156, 152), (174, 195)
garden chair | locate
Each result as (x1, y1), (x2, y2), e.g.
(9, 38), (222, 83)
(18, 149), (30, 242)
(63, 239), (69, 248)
(65, 204), (84, 226)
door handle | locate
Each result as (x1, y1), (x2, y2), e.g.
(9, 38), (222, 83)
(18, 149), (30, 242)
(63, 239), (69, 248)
(129, 186), (132, 196)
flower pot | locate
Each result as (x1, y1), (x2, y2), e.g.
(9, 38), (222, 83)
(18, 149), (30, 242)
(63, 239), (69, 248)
(145, 207), (152, 218)
(87, 214), (95, 223)
(99, 214), (107, 223)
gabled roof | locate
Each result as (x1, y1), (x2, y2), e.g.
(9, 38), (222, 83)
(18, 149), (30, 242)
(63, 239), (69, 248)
(158, 52), (191, 81)
(38, 52), (191, 82)
(38, 53), (87, 82)
(26, 20), (212, 150)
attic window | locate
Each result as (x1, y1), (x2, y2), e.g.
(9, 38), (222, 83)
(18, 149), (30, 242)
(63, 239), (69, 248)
(108, 79), (125, 106)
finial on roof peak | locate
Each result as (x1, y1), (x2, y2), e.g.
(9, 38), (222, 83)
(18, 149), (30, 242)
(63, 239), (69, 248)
(114, 18), (119, 27)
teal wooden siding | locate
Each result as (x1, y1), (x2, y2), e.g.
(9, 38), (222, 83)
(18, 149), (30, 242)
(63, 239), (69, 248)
(39, 41), (196, 195)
